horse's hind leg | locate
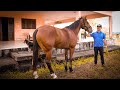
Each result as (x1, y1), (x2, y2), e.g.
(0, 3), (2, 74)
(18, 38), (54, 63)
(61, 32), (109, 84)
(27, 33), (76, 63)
(32, 59), (39, 79)
(32, 49), (39, 79)
(64, 49), (68, 72)
(46, 50), (57, 79)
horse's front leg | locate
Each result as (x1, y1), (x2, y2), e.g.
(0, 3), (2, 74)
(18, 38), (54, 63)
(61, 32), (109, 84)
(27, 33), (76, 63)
(69, 48), (75, 72)
(64, 49), (68, 72)
(46, 50), (57, 79)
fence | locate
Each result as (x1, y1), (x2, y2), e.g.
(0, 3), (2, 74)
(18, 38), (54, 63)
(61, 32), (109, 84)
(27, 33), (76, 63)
(55, 39), (117, 55)
(56, 41), (94, 55)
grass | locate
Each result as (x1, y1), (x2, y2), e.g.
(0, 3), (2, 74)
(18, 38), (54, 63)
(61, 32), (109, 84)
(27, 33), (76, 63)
(0, 49), (120, 79)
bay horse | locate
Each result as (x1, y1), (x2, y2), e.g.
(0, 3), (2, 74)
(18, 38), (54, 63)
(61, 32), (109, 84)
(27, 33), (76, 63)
(32, 17), (92, 79)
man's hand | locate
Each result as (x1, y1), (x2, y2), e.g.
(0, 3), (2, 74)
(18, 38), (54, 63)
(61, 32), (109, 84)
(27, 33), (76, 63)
(104, 45), (108, 55)
(86, 32), (91, 37)
(104, 39), (107, 47)
(104, 45), (108, 48)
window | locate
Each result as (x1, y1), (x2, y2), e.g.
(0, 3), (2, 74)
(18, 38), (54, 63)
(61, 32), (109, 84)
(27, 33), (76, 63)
(22, 18), (36, 29)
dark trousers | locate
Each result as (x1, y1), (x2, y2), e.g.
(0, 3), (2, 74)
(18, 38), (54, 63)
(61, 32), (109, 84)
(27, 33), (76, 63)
(94, 47), (104, 65)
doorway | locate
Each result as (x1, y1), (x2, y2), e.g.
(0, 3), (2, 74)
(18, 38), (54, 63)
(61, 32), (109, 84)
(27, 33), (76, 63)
(0, 17), (14, 41)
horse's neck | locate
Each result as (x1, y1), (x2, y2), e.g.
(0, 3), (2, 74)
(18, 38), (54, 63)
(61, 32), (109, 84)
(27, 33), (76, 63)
(73, 25), (81, 36)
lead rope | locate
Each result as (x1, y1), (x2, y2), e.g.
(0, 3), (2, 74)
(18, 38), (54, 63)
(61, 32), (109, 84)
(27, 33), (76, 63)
(84, 31), (86, 39)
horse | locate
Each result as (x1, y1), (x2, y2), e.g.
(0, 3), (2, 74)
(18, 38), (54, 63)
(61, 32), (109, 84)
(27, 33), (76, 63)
(32, 17), (92, 79)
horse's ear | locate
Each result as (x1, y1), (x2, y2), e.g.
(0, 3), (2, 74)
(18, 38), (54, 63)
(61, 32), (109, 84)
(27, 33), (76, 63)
(80, 16), (86, 20)
(79, 17), (83, 20)
(80, 16), (85, 20)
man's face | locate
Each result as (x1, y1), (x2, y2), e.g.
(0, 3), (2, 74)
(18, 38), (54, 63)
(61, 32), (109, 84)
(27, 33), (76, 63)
(97, 26), (102, 32)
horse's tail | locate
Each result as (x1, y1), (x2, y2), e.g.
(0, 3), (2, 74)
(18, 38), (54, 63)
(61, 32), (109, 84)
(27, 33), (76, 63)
(32, 29), (39, 71)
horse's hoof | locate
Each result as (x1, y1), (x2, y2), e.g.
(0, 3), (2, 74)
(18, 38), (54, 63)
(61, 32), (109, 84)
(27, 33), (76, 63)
(65, 66), (68, 72)
(33, 71), (39, 79)
(34, 75), (39, 79)
(50, 73), (57, 79)
(69, 67), (73, 72)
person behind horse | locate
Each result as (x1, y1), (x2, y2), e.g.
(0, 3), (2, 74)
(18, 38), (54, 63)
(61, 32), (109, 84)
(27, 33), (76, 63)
(87, 24), (107, 66)
(24, 39), (33, 52)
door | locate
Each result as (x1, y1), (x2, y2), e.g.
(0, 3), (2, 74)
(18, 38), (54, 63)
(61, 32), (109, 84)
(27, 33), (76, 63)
(8, 18), (14, 41)
(2, 17), (8, 41)
(0, 18), (2, 40)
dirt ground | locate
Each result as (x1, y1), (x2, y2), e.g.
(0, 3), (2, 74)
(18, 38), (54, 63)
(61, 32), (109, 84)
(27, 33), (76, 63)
(0, 50), (120, 79)
(36, 50), (120, 79)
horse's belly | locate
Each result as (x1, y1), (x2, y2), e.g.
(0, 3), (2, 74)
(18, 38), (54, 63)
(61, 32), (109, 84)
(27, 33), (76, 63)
(54, 43), (69, 49)
(54, 43), (76, 49)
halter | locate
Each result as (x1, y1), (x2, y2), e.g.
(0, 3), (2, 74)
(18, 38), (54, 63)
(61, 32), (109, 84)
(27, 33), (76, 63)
(80, 17), (91, 31)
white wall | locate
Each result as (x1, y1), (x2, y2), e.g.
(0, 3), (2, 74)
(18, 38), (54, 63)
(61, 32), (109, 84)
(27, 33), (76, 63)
(54, 22), (73, 28)
(112, 11), (120, 33)
(88, 16), (109, 33)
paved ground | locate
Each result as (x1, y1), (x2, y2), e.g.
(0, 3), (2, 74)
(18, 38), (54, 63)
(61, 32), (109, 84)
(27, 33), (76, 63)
(0, 40), (28, 50)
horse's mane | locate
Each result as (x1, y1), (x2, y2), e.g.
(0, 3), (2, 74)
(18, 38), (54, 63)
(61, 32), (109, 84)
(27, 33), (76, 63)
(65, 19), (80, 30)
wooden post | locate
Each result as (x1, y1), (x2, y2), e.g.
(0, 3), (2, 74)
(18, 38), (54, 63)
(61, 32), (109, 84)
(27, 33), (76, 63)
(76, 11), (82, 43)
(109, 16), (112, 39)
(76, 11), (81, 20)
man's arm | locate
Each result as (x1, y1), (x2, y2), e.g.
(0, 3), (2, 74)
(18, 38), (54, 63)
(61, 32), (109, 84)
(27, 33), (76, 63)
(103, 33), (107, 47)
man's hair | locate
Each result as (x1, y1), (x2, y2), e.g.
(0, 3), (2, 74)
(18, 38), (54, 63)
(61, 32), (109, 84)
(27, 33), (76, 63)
(97, 24), (102, 27)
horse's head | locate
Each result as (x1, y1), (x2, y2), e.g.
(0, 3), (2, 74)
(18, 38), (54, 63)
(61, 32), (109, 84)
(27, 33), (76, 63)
(79, 17), (93, 33)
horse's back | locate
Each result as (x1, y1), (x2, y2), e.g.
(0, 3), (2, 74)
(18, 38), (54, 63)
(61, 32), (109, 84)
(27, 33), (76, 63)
(36, 25), (77, 50)
(38, 25), (56, 31)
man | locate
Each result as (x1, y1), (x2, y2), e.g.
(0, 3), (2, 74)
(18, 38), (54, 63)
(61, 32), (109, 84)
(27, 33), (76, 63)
(87, 24), (107, 66)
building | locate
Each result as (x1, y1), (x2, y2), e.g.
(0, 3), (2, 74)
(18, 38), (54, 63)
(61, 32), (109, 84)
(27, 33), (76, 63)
(0, 11), (112, 42)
